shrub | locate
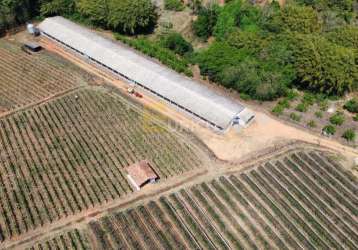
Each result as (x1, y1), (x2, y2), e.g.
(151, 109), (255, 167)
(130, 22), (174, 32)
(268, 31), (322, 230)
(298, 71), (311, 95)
(278, 99), (290, 109)
(307, 120), (316, 128)
(290, 112), (301, 122)
(319, 100), (329, 111)
(240, 93), (251, 100)
(353, 114), (358, 121)
(164, 0), (184, 11)
(272, 104), (285, 116)
(344, 98), (358, 113)
(342, 129), (356, 142)
(302, 92), (316, 105)
(295, 103), (308, 112)
(329, 112), (345, 126)
(315, 111), (323, 118)
(159, 32), (193, 56)
(286, 89), (299, 101)
(323, 125), (336, 135)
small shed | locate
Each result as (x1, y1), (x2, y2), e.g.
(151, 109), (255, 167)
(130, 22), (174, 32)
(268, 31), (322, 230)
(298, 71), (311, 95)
(24, 42), (42, 52)
(126, 160), (159, 190)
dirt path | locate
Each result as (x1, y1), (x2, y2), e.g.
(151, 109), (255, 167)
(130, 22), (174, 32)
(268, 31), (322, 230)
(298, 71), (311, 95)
(40, 38), (357, 166)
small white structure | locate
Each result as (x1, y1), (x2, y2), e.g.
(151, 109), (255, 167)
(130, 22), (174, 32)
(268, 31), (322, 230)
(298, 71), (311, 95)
(27, 23), (35, 34)
(27, 23), (40, 36)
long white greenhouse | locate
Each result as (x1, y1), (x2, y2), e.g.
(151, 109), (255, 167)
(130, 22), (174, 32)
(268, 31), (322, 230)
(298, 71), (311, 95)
(38, 16), (254, 131)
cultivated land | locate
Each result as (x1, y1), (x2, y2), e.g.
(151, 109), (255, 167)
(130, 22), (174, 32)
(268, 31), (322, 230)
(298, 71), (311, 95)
(0, 37), (357, 250)
(0, 85), (205, 244)
(25, 149), (358, 250)
(26, 229), (91, 250)
(0, 40), (91, 114)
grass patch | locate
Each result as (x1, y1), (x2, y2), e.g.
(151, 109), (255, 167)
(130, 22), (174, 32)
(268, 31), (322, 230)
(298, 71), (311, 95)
(329, 112), (345, 126)
(290, 112), (302, 122)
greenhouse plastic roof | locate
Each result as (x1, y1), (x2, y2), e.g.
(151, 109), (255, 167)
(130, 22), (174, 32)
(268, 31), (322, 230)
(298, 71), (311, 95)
(38, 16), (252, 130)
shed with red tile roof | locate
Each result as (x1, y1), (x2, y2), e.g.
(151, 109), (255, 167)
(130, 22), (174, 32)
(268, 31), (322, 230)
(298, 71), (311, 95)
(126, 160), (158, 190)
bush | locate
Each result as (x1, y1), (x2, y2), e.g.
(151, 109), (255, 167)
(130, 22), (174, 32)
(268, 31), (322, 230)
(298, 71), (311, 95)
(290, 112), (302, 122)
(286, 89), (299, 101)
(295, 103), (308, 112)
(342, 129), (356, 141)
(315, 111), (323, 118)
(272, 104), (285, 116)
(344, 98), (358, 113)
(240, 93), (251, 100)
(164, 0), (184, 11)
(353, 114), (358, 121)
(329, 112), (345, 125)
(302, 92), (316, 105)
(319, 100), (329, 111)
(278, 99), (290, 109)
(159, 32), (193, 56)
(323, 125), (336, 135)
(307, 120), (316, 128)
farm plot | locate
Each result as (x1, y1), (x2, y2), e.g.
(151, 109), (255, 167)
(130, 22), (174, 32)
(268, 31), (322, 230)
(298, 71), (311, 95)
(26, 228), (91, 250)
(0, 87), (203, 243)
(0, 39), (90, 113)
(88, 150), (358, 250)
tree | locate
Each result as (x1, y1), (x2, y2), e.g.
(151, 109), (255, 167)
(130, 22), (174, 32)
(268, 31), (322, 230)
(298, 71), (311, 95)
(76, 0), (109, 25)
(290, 33), (358, 95)
(0, 0), (39, 34)
(108, 0), (157, 34)
(40, 0), (74, 16)
(213, 0), (241, 39)
(77, 0), (158, 34)
(325, 25), (358, 49)
(273, 4), (322, 34)
(159, 32), (193, 56)
(192, 4), (219, 40)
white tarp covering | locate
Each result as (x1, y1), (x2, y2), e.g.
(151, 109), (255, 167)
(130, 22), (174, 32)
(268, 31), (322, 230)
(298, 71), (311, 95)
(38, 16), (254, 130)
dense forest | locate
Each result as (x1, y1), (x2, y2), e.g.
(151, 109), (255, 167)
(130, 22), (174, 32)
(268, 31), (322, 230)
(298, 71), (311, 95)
(1, 0), (357, 101)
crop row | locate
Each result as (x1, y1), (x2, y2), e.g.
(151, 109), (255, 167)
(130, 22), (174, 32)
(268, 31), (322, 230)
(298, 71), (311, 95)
(0, 42), (84, 111)
(0, 88), (201, 241)
(27, 229), (90, 250)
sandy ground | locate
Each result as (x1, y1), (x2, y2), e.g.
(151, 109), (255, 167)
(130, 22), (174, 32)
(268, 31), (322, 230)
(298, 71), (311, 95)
(39, 37), (358, 169)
